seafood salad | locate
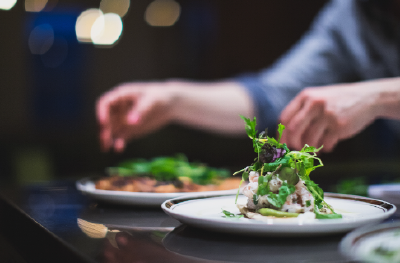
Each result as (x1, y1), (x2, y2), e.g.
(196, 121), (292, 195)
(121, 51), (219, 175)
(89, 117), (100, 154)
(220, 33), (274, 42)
(232, 116), (342, 220)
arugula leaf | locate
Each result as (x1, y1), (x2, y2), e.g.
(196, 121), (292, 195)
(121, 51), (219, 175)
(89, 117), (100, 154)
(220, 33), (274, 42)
(253, 162), (262, 171)
(301, 144), (323, 153)
(267, 137), (279, 147)
(222, 210), (244, 219)
(277, 123), (285, 143)
(240, 115), (257, 139)
(256, 176), (270, 196)
(267, 182), (295, 208)
(263, 155), (291, 172)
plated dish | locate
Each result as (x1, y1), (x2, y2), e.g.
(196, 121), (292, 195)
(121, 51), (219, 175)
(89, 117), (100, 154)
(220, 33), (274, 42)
(340, 221), (400, 263)
(76, 177), (239, 206)
(227, 116), (342, 220)
(162, 116), (396, 236)
(77, 154), (242, 206)
(162, 193), (396, 237)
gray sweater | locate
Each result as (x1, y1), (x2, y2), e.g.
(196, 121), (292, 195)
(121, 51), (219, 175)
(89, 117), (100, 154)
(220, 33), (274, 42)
(238, 0), (400, 134)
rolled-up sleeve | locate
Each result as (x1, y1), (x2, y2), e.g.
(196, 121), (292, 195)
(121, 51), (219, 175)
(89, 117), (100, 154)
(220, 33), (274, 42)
(236, 0), (359, 132)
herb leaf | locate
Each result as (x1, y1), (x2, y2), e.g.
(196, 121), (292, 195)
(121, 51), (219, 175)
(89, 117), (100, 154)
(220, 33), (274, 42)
(277, 123), (285, 143)
(267, 182), (295, 208)
(240, 115), (257, 140)
(108, 154), (229, 185)
(222, 209), (244, 219)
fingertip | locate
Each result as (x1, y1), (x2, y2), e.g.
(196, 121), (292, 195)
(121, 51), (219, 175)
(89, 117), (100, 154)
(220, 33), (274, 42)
(114, 138), (125, 153)
(100, 130), (112, 152)
(127, 112), (140, 124)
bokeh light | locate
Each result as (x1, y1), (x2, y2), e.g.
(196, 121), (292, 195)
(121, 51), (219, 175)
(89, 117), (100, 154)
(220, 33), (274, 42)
(25, 0), (48, 12)
(76, 8), (103, 43)
(0, 0), (17, 10)
(100, 0), (130, 18)
(145, 0), (181, 27)
(28, 23), (54, 55)
(91, 13), (123, 46)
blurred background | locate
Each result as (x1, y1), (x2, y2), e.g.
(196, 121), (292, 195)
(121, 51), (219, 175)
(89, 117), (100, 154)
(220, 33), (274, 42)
(0, 0), (399, 192)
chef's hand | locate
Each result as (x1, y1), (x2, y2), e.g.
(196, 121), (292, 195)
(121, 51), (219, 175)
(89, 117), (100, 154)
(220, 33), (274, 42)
(96, 82), (179, 152)
(96, 80), (254, 152)
(279, 78), (400, 152)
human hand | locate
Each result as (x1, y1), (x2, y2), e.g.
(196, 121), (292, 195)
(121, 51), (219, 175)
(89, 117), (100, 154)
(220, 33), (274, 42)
(279, 81), (385, 152)
(96, 82), (179, 152)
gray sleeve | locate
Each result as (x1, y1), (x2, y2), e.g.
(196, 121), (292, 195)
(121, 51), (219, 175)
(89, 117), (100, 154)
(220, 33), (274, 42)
(237, 0), (358, 133)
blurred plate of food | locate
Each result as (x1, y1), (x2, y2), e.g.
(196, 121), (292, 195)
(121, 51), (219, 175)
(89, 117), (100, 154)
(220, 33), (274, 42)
(76, 154), (242, 206)
(340, 221), (400, 263)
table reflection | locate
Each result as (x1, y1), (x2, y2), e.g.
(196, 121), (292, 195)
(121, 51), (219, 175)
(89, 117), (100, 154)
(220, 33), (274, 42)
(163, 225), (348, 263)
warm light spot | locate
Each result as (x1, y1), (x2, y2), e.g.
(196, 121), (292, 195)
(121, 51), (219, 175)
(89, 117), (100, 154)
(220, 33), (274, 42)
(25, 0), (48, 12)
(100, 0), (130, 18)
(28, 24), (54, 55)
(91, 13), (123, 46)
(0, 0), (17, 10)
(76, 8), (103, 43)
(145, 0), (180, 27)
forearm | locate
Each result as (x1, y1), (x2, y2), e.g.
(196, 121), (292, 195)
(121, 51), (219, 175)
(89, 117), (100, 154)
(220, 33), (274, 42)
(167, 80), (254, 135)
(373, 77), (400, 120)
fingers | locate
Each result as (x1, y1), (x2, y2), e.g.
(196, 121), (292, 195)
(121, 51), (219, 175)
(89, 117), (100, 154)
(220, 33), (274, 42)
(280, 93), (305, 124)
(113, 138), (125, 153)
(286, 100), (323, 150)
(96, 87), (140, 152)
(320, 129), (338, 153)
(100, 128), (113, 152)
(128, 93), (154, 122)
(280, 93), (306, 147)
(302, 118), (327, 149)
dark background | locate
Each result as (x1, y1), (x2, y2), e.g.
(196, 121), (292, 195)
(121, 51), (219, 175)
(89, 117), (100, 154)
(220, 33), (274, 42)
(0, 0), (399, 190)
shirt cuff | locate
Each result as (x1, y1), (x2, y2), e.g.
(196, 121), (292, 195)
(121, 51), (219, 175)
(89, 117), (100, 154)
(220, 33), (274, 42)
(234, 74), (279, 136)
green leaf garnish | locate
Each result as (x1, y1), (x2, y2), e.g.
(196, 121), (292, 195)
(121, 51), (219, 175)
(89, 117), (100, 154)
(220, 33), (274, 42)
(108, 154), (229, 185)
(277, 123), (285, 143)
(233, 116), (342, 219)
(222, 209), (244, 219)
(267, 182), (296, 208)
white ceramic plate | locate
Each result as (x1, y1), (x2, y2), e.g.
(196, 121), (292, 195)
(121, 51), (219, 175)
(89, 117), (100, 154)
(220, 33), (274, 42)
(162, 193), (396, 236)
(340, 221), (400, 263)
(76, 177), (239, 206)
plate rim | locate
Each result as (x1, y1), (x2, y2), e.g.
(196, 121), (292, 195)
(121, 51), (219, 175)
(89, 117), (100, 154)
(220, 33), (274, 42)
(339, 221), (400, 262)
(76, 176), (240, 206)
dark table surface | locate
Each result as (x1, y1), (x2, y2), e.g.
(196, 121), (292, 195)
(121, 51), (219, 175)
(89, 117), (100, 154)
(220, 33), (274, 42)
(0, 179), (399, 263)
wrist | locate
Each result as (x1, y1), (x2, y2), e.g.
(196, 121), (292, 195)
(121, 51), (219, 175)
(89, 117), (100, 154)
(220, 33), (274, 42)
(374, 78), (400, 119)
(164, 80), (190, 123)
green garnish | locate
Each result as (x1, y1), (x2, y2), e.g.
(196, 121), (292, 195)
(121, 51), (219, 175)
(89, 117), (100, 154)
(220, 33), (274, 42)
(222, 209), (244, 219)
(258, 208), (299, 218)
(266, 182), (296, 208)
(235, 115), (341, 219)
(107, 154), (229, 185)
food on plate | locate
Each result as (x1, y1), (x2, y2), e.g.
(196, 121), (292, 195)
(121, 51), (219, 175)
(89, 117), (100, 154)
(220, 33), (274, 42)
(231, 116), (342, 219)
(95, 155), (241, 193)
(356, 228), (400, 263)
